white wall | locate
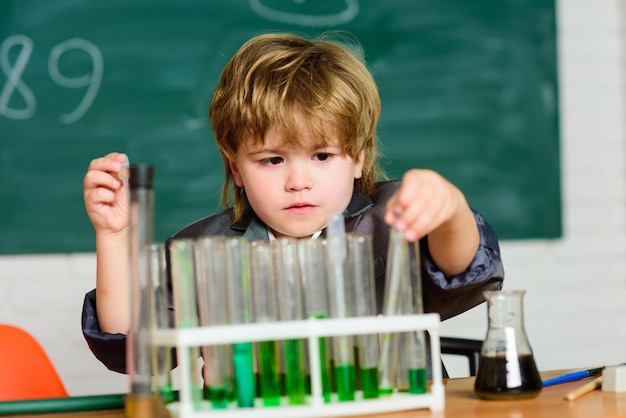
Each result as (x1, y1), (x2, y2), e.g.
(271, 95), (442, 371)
(1, 0), (624, 395)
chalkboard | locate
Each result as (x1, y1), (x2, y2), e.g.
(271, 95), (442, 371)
(0, 0), (560, 254)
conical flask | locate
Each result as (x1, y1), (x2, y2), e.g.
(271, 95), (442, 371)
(474, 290), (542, 400)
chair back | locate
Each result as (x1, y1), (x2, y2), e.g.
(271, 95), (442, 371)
(0, 324), (68, 401)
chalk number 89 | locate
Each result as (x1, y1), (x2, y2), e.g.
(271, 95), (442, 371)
(0, 35), (102, 124)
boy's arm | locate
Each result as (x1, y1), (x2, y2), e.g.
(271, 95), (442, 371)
(94, 230), (130, 333)
(83, 152), (131, 334)
(424, 198), (479, 277)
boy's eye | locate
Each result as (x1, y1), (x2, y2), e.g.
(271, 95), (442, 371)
(262, 156), (283, 165)
(314, 153), (331, 162)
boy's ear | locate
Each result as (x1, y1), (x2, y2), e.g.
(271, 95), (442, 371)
(229, 160), (244, 187)
(354, 149), (365, 179)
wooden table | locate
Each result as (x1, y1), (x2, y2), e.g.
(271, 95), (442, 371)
(3, 370), (626, 417)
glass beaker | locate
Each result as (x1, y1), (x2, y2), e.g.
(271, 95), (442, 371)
(474, 290), (542, 400)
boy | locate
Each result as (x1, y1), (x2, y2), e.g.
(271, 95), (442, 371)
(82, 33), (504, 373)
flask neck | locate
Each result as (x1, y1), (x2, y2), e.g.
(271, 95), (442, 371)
(485, 290), (526, 329)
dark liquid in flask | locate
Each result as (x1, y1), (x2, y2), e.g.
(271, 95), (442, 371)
(474, 354), (542, 400)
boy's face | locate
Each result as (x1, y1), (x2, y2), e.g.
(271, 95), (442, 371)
(229, 117), (364, 239)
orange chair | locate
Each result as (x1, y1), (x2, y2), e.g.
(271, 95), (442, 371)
(0, 324), (68, 401)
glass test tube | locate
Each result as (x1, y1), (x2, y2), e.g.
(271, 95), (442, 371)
(393, 238), (427, 394)
(250, 240), (281, 407)
(406, 240), (427, 394)
(273, 238), (306, 405)
(224, 237), (256, 408)
(326, 214), (356, 401)
(194, 237), (233, 408)
(298, 239), (332, 403)
(148, 243), (174, 403)
(126, 164), (159, 417)
(169, 238), (203, 410)
(378, 227), (406, 396)
(347, 233), (380, 399)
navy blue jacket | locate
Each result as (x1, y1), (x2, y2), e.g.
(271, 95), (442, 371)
(82, 180), (504, 374)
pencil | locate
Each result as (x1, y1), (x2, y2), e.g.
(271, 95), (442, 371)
(564, 376), (603, 401)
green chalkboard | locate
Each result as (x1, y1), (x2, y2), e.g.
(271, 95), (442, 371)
(0, 0), (560, 254)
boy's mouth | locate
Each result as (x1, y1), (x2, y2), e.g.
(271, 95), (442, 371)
(286, 202), (316, 212)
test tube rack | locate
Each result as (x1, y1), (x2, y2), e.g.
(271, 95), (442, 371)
(151, 313), (445, 417)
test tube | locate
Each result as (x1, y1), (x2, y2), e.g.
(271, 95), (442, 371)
(392, 238), (427, 394)
(326, 214), (356, 401)
(378, 227), (406, 396)
(169, 238), (203, 410)
(406, 240), (427, 394)
(347, 233), (380, 399)
(224, 237), (256, 408)
(126, 164), (158, 417)
(194, 236), (233, 408)
(273, 238), (306, 405)
(298, 239), (332, 403)
(249, 240), (281, 407)
(148, 243), (174, 403)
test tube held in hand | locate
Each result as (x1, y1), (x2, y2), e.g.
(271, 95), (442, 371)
(126, 163), (160, 416)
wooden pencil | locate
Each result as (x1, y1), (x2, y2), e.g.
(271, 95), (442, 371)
(564, 376), (603, 401)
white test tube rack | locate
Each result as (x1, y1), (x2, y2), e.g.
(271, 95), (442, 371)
(151, 313), (445, 418)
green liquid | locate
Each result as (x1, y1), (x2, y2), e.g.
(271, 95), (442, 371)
(360, 367), (379, 399)
(259, 341), (281, 406)
(378, 386), (393, 397)
(232, 343), (255, 408)
(335, 364), (356, 401)
(157, 382), (175, 404)
(285, 339), (306, 405)
(409, 368), (428, 394)
(206, 385), (228, 409)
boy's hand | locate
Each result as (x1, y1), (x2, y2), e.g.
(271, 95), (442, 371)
(385, 169), (466, 242)
(83, 152), (130, 234)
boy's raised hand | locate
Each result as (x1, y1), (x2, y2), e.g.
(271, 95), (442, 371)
(384, 169), (469, 242)
(83, 152), (130, 234)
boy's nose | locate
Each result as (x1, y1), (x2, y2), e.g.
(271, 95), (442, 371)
(286, 164), (312, 191)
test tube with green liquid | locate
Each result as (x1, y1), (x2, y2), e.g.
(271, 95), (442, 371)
(250, 240), (282, 407)
(148, 243), (174, 403)
(194, 237), (233, 408)
(395, 284), (427, 393)
(169, 238), (203, 410)
(347, 233), (380, 399)
(406, 240), (427, 394)
(273, 238), (307, 405)
(298, 239), (332, 403)
(326, 214), (356, 401)
(224, 237), (256, 408)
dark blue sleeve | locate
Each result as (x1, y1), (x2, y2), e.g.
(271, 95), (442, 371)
(81, 289), (127, 374)
(421, 209), (505, 320)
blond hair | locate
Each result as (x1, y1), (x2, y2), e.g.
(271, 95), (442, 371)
(210, 32), (384, 221)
